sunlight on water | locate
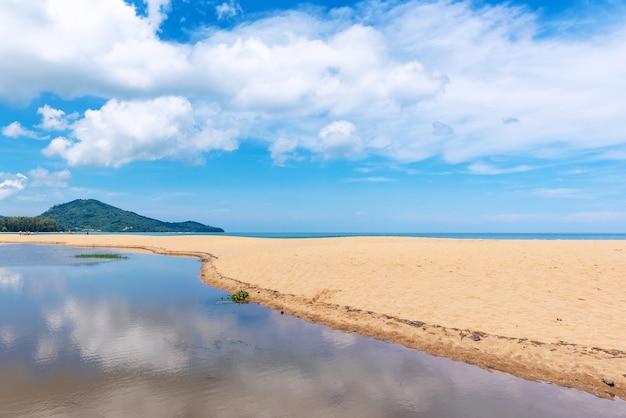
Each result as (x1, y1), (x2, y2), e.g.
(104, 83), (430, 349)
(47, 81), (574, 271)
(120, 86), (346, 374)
(0, 243), (624, 417)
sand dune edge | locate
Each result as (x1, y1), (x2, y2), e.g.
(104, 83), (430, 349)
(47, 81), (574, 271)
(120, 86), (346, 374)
(200, 259), (626, 401)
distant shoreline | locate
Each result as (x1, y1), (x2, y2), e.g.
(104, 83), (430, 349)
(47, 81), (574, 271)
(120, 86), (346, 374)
(1, 233), (625, 400)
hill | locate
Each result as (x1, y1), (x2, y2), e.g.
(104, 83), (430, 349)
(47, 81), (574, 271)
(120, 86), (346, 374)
(40, 199), (224, 233)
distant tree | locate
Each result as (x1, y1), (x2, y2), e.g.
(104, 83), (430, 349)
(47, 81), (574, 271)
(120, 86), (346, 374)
(0, 216), (61, 232)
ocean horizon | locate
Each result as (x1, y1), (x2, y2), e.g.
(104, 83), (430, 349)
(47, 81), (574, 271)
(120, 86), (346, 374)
(221, 232), (626, 240)
(16, 231), (626, 240)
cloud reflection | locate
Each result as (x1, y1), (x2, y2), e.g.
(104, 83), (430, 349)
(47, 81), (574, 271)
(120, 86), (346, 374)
(0, 326), (16, 349)
(0, 268), (23, 292)
(34, 336), (59, 364)
(40, 298), (190, 372)
(30, 291), (445, 416)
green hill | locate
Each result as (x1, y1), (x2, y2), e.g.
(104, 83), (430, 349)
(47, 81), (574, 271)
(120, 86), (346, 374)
(40, 199), (224, 233)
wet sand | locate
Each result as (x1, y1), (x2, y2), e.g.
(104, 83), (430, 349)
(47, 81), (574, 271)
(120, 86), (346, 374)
(2, 234), (625, 400)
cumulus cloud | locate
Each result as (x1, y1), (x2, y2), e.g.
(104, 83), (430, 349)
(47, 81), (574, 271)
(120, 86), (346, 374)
(1, 0), (626, 167)
(37, 105), (70, 131)
(2, 122), (43, 139)
(316, 120), (364, 159)
(2, 107), (70, 140)
(42, 96), (238, 167)
(190, 22), (446, 115)
(0, 0), (148, 99)
(0, 172), (27, 199)
(269, 137), (300, 166)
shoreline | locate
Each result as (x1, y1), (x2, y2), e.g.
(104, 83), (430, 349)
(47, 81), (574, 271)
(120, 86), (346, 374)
(2, 234), (625, 400)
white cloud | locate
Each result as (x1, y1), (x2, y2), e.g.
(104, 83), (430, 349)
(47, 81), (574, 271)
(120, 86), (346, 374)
(37, 104), (69, 131)
(189, 22), (446, 114)
(27, 167), (71, 188)
(316, 120), (363, 159)
(216, 1), (242, 21)
(0, 172), (27, 199)
(144, 0), (171, 30)
(42, 96), (238, 167)
(1, 0), (626, 166)
(2, 107), (71, 140)
(2, 122), (43, 139)
(0, 0), (152, 99)
(269, 137), (300, 165)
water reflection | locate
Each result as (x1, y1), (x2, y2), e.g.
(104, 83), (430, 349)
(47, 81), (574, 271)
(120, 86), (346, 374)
(0, 244), (624, 417)
(0, 268), (23, 292)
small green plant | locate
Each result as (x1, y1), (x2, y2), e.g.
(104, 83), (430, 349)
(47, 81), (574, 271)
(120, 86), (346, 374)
(226, 290), (249, 303)
(74, 253), (127, 259)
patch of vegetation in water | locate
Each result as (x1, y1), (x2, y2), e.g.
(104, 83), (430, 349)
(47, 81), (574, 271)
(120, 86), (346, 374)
(224, 290), (249, 303)
(74, 253), (128, 259)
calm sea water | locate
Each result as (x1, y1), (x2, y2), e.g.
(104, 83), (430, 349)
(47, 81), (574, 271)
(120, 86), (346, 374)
(1, 243), (624, 417)
(228, 232), (626, 239)
(76, 232), (626, 240)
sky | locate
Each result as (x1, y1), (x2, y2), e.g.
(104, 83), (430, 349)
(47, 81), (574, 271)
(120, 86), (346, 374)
(1, 0), (626, 233)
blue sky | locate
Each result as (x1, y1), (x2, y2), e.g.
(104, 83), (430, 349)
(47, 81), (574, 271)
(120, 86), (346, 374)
(1, 0), (626, 232)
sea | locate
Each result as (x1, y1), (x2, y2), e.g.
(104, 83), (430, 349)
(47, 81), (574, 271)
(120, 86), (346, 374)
(1, 242), (625, 417)
(83, 231), (626, 240)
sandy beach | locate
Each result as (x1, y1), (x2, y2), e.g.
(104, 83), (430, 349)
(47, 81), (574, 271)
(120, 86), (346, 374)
(2, 234), (625, 400)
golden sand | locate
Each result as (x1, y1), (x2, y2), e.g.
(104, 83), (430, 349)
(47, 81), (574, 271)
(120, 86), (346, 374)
(2, 234), (625, 399)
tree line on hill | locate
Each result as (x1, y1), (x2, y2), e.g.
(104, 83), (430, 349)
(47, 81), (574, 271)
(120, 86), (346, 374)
(0, 216), (61, 232)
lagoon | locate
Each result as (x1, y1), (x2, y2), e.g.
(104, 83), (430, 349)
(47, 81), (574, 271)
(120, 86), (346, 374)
(0, 243), (624, 417)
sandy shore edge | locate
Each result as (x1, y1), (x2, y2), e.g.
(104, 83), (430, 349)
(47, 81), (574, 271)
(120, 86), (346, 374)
(2, 234), (625, 400)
